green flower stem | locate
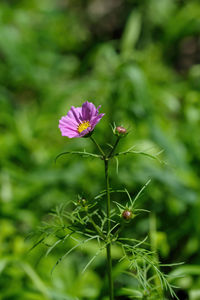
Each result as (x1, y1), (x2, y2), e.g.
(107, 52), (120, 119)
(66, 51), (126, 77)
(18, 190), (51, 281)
(90, 136), (105, 158)
(150, 213), (163, 298)
(87, 212), (105, 239)
(104, 159), (114, 300)
(108, 136), (121, 158)
(89, 136), (122, 300)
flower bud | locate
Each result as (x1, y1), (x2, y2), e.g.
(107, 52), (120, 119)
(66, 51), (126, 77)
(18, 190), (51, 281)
(81, 199), (87, 206)
(116, 126), (126, 134)
(115, 126), (127, 137)
(122, 210), (133, 220)
(78, 198), (87, 207)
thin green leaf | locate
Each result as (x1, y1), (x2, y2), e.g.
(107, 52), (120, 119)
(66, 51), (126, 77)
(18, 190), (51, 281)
(82, 244), (107, 274)
(114, 148), (164, 164)
(95, 189), (126, 200)
(132, 179), (151, 207)
(55, 150), (100, 163)
(115, 156), (119, 174)
(51, 235), (98, 274)
(124, 188), (133, 206)
(28, 237), (45, 253)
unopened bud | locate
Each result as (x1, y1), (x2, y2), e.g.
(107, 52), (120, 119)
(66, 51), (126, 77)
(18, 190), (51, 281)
(116, 126), (126, 134)
(122, 210), (133, 220)
(115, 126), (127, 137)
(82, 199), (86, 206)
(78, 198), (87, 207)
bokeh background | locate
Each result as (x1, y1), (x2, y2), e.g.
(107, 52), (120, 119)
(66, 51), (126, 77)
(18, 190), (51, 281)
(1, 0), (200, 299)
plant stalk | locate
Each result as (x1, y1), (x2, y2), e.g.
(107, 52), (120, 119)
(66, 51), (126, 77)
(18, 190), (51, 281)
(89, 135), (121, 300)
(88, 212), (105, 239)
(90, 136), (105, 158)
(105, 159), (114, 300)
(108, 136), (121, 158)
(150, 213), (163, 298)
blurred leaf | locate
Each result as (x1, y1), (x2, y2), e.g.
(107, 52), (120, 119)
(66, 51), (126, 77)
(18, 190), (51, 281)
(20, 262), (50, 299)
(121, 11), (141, 55)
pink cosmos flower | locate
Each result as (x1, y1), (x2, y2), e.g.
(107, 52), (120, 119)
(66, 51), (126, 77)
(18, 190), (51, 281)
(59, 101), (105, 138)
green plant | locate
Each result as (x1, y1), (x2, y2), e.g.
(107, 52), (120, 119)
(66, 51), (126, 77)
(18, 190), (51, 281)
(32, 103), (181, 300)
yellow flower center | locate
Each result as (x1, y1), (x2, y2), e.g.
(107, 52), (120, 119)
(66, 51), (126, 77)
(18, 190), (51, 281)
(77, 121), (91, 133)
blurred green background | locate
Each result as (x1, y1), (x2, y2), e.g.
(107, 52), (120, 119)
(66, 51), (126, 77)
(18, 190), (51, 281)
(0, 0), (200, 299)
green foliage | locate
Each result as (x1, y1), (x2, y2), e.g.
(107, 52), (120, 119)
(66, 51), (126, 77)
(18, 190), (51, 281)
(32, 179), (180, 300)
(1, 0), (200, 299)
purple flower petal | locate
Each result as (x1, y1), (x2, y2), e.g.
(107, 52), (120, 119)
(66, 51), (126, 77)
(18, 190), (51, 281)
(69, 106), (82, 124)
(90, 113), (105, 129)
(59, 116), (77, 128)
(59, 101), (105, 138)
(60, 128), (80, 138)
(96, 105), (101, 114)
(82, 101), (98, 121)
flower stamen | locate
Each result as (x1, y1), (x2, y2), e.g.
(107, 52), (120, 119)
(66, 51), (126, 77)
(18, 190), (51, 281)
(77, 121), (91, 133)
